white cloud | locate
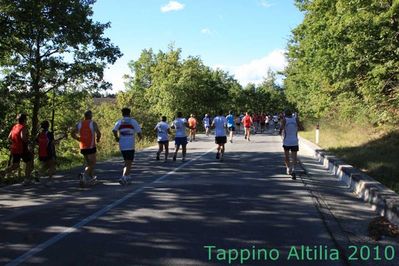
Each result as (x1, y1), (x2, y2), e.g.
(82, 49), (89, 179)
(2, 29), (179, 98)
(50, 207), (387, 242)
(214, 50), (287, 86)
(161, 1), (184, 13)
(102, 60), (130, 93)
(201, 28), (211, 34)
(259, 0), (273, 8)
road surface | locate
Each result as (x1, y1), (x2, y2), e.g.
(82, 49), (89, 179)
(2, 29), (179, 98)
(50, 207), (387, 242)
(0, 132), (397, 265)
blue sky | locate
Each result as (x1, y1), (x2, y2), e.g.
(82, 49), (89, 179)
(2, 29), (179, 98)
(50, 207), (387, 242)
(92, 0), (303, 91)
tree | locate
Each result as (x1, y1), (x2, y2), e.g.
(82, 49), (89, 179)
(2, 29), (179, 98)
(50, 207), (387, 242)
(0, 0), (122, 137)
(285, 0), (399, 124)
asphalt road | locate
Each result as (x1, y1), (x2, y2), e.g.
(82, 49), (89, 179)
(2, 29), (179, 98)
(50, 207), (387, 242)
(0, 132), (373, 266)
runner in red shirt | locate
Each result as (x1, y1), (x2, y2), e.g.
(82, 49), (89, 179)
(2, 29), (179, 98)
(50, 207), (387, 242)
(242, 112), (253, 141)
(2, 113), (34, 184)
(188, 114), (197, 142)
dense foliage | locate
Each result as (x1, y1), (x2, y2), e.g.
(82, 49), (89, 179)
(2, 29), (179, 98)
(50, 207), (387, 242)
(0, 0), (122, 140)
(285, 0), (399, 125)
(121, 46), (288, 125)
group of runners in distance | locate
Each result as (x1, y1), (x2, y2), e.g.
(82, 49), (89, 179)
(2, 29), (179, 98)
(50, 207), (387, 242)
(0, 107), (300, 187)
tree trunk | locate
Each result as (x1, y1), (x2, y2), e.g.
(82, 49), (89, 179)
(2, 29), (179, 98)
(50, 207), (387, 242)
(30, 35), (42, 140)
(31, 90), (40, 139)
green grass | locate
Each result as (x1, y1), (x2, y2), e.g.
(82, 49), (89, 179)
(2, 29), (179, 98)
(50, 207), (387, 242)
(300, 120), (399, 193)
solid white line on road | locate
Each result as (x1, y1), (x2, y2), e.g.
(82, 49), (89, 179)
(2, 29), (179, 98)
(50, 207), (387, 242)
(6, 146), (216, 266)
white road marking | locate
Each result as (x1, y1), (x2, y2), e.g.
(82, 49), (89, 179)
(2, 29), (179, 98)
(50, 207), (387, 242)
(6, 147), (216, 266)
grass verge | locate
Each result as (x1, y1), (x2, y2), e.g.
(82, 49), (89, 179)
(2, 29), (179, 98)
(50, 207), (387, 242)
(299, 120), (399, 193)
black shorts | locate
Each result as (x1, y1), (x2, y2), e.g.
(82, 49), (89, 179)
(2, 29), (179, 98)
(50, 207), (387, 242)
(11, 152), (33, 164)
(158, 140), (169, 145)
(215, 136), (227, 145)
(235, 123), (240, 126)
(80, 147), (97, 155)
(283, 145), (299, 152)
(175, 137), (188, 146)
(121, 150), (135, 161)
(228, 126), (235, 132)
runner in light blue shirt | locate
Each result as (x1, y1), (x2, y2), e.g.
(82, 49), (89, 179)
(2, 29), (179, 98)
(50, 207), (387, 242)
(226, 111), (235, 143)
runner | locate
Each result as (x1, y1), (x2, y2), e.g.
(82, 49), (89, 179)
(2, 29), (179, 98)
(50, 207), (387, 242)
(272, 113), (279, 131)
(71, 110), (101, 186)
(265, 114), (270, 130)
(203, 114), (211, 136)
(242, 112), (253, 141)
(235, 115), (241, 135)
(212, 110), (227, 160)
(239, 112), (245, 134)
(226, 111), (235, 143)
(2, 113), (34, 185)
(260, 113), (266, 133)
(36, 120), (56, 185)
(112, 107), (142, 185)
(279, 110), (300, 180)
(171, 112), (189, 161)
(188, 114), (197, 142)
(154, 116), (170, 162)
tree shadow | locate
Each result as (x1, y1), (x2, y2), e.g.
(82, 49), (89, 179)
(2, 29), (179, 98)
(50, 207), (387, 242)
(0, 149), (346, 266)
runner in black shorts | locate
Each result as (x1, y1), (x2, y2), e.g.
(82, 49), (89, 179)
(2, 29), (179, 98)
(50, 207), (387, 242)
(212, 110), (228, 160)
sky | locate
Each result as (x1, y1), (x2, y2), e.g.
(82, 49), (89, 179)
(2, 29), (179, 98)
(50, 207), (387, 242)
(92, 0), (304, 91)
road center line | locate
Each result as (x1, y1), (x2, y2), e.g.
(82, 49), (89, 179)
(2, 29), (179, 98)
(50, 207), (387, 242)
(6, 146), (216, 266)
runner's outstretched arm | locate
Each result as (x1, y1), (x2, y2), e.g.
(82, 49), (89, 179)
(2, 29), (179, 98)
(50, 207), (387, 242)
(94, 122), (101, 143)
(71, 126), (80, 141)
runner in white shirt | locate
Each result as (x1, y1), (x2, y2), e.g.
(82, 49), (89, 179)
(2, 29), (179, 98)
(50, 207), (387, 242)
(171, 112), (189, 161)
(203, 114), (211, 136)
(154, 116), (171, 162)
(112, 108), (142, 185)
(211, 110), (227, 160)
(279, 109), (299, 180)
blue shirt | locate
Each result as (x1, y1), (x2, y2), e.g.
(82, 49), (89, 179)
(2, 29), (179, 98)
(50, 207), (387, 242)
(226, 115), (234, 127)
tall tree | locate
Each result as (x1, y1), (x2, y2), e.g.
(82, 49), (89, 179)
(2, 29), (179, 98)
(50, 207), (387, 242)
(285, 0), (399, 124)
(0, 0), (122, 137)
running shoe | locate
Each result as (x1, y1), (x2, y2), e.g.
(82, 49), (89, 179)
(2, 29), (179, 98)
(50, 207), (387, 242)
(173, 156), (176, 161)
(286, 167), (292, 175)
(291, 173), (296, 180)
(88, 176), (97, 183)
(156, 154), (160, 160)
(119, 176), (127, 185)
(216, 153), (220, 159)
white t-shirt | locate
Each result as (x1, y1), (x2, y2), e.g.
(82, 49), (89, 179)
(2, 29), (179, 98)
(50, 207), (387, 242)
(213, 116), (227, 137)
(172, 118), (187, 138)
(283, 117), (298, 146)
(203, 116), (210, 128)
(113, 117), (142, 151)
(154, 121), (169, 142)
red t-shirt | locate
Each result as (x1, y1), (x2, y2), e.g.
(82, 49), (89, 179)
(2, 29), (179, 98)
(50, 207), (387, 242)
(242, 115), (252, 128)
